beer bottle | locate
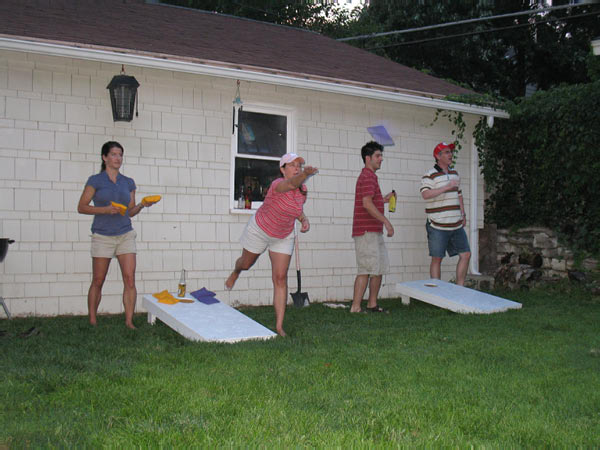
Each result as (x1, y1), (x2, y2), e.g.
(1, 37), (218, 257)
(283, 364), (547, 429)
(389, 190), (396, 213)
(178, 269), (186, 297)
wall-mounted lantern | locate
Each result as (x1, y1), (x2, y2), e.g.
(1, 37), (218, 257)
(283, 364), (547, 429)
(107, 65), (139, 122)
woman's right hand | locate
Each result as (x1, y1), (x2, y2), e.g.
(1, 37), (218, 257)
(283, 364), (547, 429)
(303, 166), (319, 177)
(300, 216), (310, 233)
(106, 205), (121, 215)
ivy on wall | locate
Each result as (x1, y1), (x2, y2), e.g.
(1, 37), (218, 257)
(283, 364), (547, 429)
(431, 109), (466, 157)
(474, 81), (600, 255)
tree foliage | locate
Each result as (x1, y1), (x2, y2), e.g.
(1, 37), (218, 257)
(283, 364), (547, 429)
(348, 0), (600, 99)
(160, 0), (357, 35)
(475, 81), (600, 254)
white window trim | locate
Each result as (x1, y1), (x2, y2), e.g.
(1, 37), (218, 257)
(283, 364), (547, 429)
(229, 102), (296, 213)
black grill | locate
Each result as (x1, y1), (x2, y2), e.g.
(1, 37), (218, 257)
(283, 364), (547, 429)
(0, 238), (14, 319)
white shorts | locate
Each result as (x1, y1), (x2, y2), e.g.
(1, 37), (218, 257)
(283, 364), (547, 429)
(240, 215), (295, 255)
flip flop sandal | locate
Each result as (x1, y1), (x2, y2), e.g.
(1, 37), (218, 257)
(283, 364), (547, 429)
(366, 305), (389, 314)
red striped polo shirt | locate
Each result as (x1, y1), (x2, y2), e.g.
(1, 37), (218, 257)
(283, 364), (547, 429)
(352, 167), (384, 237)
(255, 178), (307, 239)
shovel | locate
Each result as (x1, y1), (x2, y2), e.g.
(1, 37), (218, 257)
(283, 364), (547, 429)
(290, 224), (310, 308)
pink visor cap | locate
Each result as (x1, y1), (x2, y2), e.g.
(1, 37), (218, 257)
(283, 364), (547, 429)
(279, 153), (305, 167)
(433, 142), (455, 159)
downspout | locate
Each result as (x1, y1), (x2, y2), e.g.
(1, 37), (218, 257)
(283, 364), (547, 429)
(469, 115), (494, 275)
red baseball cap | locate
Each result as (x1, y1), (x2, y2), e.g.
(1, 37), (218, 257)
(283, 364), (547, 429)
(433, 142), (455, 159)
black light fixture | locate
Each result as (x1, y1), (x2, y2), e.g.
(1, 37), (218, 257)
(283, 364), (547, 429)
(107, 65), (140, 122)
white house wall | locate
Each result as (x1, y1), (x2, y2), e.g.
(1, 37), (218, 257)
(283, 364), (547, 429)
(0, 50), (484, 317)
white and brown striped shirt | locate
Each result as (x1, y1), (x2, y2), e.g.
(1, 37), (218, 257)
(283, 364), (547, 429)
(420, 164), (463, 231)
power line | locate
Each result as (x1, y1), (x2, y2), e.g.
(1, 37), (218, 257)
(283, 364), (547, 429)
(363, 10), (599, 50)
(338, 3), (598, 42)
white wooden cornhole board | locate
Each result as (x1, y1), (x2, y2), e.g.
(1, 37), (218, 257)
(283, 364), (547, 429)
(143, 294), (277, 343)
(396, 279), (522, 314)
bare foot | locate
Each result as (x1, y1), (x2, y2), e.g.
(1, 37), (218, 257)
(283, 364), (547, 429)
(276, 327), (287, 337)
(89, 316), (97, 326)
(225, 272), (239, 290)
(126, 322), (136, 330)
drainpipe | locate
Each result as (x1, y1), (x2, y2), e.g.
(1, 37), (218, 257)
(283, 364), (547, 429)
(469, 115), (494, 275)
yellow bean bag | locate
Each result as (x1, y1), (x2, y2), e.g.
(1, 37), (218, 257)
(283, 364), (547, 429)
(110, 201), (127, 216)
(142, 195), (162, 207)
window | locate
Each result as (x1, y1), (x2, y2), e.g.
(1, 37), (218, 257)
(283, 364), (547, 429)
(230, 104), (295, 210)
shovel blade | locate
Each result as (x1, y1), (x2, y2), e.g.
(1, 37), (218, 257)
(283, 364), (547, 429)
(291, 291), (310, 308)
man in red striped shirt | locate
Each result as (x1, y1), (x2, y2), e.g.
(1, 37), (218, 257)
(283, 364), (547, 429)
(350, 141), (395, 313)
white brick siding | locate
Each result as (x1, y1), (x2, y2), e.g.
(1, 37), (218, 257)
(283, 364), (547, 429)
(0, 50), (484, 317)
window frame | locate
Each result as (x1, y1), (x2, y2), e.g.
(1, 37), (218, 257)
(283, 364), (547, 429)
(229, 102), (296, 213)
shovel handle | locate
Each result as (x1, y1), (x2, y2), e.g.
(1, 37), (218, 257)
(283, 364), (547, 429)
(294, 223), (300, 271)
(296, 270), (302, 293)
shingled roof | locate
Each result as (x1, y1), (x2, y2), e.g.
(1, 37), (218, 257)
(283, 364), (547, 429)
(0, 0), (473, 99)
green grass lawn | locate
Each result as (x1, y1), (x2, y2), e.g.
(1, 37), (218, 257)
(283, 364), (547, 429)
(1, 283), (599, 447)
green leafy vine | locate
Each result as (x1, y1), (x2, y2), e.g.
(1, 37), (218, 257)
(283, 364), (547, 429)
(430, 109), (466, 163)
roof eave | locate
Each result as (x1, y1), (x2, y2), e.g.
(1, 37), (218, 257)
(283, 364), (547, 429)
(0, 36), (509, 119)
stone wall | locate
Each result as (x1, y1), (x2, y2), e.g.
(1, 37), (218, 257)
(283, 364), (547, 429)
(494, 227), (598, 287)
(497, 227), (573, 277)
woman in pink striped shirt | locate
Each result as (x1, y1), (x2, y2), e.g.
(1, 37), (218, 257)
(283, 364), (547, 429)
(226, 153), (318, 337)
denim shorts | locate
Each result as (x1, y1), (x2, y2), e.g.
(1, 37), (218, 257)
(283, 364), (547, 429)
(426, 221), (470, 258)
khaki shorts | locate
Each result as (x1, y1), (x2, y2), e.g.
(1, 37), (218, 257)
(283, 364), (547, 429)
(240, 215), (294, 256)
(91, 230), (137, 258)
(354, 232), (389, 276)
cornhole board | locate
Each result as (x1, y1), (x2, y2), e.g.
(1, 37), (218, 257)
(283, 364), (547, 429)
(142, 294), (277, 343)
(395, 279), (521, 314)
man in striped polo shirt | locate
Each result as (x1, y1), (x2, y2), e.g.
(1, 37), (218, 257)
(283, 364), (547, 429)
(351, 141), (395, 313)
(420, 142), (471, 285)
